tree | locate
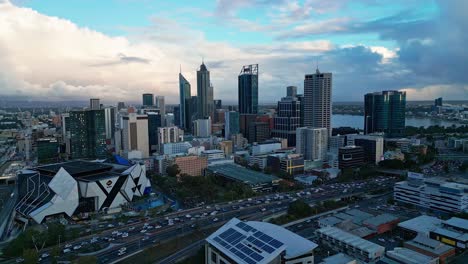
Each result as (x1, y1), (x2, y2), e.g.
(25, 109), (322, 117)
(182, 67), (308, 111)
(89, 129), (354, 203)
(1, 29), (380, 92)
(288, 200), (313, 218)
(23, 249), (39, 264)
(166, 164), (181, 177)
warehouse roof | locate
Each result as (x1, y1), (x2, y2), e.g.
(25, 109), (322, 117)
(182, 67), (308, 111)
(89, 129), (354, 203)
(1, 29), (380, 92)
(207, 164), (279, 185)
(398, 215), (442, 235)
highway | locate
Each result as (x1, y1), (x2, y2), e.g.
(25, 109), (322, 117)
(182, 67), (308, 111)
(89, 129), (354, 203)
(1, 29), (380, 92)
(28, 176), (396, 264)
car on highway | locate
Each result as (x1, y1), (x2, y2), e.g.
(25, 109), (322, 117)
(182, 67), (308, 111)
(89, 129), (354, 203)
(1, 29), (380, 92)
(73, 245), (81, 250)
(129, 226), (135, 231)
(63, 248), (71, 254)
(213, 218), (219, 222)
(140, 229), (147, 233)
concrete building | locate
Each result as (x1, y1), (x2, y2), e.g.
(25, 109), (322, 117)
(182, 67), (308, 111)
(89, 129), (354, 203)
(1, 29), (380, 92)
(173, 155), (208, 177)
(206, 218), (318, 264)
(338, 146), (365, 169)
(162, 141), (193, 155)
(296, 127), (328, 161)
(362, 213), (399, 234)
(430, 217), (468, 249)
(248, 122), (270, 143)
(320, 253), (357, 264)
(394, 173), (468, 213)
(347, 134), (384, 164)
(158, 126), (183, 146)
(252, 141), (282, 156)
(238, 64), (259, 115)
(404, 234), (455, 264)
(267, 153), (304, 176)
(218, 141), (233, 157)
(155, 95), (165, 125)
(201, 149), (225, 160)
(386, 247), (438, 264)
(193, 118), (212, 137)
(316, 226), (385, 263)
(122, 113), (149, 158)
(303, 68), (332, 135)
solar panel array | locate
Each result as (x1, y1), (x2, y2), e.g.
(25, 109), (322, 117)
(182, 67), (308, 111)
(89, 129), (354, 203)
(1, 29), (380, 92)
(212, 222), (285, 264)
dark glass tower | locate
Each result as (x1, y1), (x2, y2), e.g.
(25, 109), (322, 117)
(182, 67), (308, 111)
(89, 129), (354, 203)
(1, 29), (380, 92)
(238, 64), (258, 114)
(364, 90), (406, 137)
(142, 93), (154, 106)
(272, 89), (301, 147)
(197, 62), (213, 119)
(179, 73), (191, 130)
(147, 112), (162, 154)
(69, 109), (107, 159)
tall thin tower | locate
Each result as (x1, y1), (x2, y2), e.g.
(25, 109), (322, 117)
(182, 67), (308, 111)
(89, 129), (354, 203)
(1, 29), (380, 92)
(303, 68), (332, 134)
(179, 70), (191, 131)
(197, 61), (213, 119)
(238, 64), (259, 114)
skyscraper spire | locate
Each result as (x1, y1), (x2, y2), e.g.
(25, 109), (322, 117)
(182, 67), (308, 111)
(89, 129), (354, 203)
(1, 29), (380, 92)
(180, 64), (181, 74)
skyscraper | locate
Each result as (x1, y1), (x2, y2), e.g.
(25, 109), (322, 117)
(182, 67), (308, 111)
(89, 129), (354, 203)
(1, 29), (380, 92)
(103, 107), (115, 141)
(238, 64), (258, 114)
(364, 90), (406, 137)
(272, 87), (301, 147)
(224, 111), (240, 140)
(142, 93), (154, 106)
(304, 68), (332, 135)
(147, 112), (162, 154)
(287, 86), (297, 97)
(296, 127), (328, 161)
(179, 72), (191, 131)
(193, 119), (212, 137)
(117, 102), (126, 111)
(90, 98), (101, 110)
(214, 100), (222, 110)
(69, 109), (107, 159)
(155, 96), (166, 125)
(434, 97), (443, 107)
(197, 61), (213, 119)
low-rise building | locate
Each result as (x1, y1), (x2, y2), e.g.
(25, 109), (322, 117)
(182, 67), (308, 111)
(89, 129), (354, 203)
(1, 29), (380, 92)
(386, 247), (438, 264)
(173, 155), (208, 177)
(430, 217), (468, 249)
(338, 146), (365, 169)
(316, 226), (385, 263)
(206, 218), (318, 264)
(362, 213), (399, 234)
(201, 149), (225, 160)
(404, 234), (456, 264)
(320, 253), (357, 264)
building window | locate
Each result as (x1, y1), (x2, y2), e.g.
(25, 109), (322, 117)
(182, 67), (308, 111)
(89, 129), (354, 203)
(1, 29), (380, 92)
(211, 252), (217, 263)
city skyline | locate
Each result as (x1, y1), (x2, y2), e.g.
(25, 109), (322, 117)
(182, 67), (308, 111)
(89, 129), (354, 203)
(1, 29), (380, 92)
(0, 0), (467, 104)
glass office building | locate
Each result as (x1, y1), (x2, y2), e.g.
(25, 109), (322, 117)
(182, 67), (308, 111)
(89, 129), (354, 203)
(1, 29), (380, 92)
(364, 90), (406, 137)
(238, 64), (259, 114)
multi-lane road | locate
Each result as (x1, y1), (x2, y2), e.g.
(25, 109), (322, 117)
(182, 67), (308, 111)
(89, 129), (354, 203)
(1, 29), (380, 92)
(28, 176), (397, 264)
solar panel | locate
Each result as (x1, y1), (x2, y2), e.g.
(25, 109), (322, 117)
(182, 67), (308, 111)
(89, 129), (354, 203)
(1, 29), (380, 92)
(220, 228), (235, 239)
(262, 243), (275, 253)
(252, 238), (264, 248)
(246, 236), (255, 242)
(269, 239), (284, 248)
(243, 256), (257, 264)
(250, 252), (263, 262)
(236, 222), (257, 233)
(259, 233), (274, 243)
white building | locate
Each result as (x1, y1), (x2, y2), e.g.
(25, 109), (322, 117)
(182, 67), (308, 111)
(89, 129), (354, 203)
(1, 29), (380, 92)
(252, 141), (282, 156)
(193, 118), (212, 137)
(201, 149), (225, 160)
(296, 127), (328, 161)
(394, 173), (468, 213)
(155, 95), (165, 125)
(206, 218), (318, 264)
(162, 141), (192, 155)
(316, 226), (385, 263)
(122, 113), (149, 158)
(158, 126), (184, 146)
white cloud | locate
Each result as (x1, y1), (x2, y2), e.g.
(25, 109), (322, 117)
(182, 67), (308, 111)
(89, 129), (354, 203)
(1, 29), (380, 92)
(369, 46), (398, 64)
(401, 84), (468, 100)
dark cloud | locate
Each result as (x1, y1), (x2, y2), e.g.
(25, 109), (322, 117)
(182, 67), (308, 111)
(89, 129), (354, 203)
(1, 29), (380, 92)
(90, 53), (150, 67)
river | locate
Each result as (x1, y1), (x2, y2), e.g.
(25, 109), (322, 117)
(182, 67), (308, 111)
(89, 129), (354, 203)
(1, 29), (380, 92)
(332, 114), (463, 129)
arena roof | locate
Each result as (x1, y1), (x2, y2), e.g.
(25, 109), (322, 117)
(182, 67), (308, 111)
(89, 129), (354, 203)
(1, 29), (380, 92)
(35, 161), (116, 178)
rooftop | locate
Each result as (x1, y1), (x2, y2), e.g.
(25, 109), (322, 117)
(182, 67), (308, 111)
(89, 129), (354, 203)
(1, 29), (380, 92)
(35, 161), (116, 178)
(444, 217), (468, 231)
(206, 218), (317, 264)
(364, 214), (399, 227)
(405, 234), (454, 255)
(386, 247), (435, 264)
(397, 215), (442, 235)
(321, 253), (356, 264)
(207, 164), (279, 185)
(318, 216), (342, 226)
(317, 226), (385, 254)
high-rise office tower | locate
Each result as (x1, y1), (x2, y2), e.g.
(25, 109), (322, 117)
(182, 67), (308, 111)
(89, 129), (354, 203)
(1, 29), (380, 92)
(103, 107), (115, 141)
(287, 86), (297, 97)
(197, 61), (213, 119)
(364, 90), (406, 137)
(214, 100), (222, 110)
(69, 109), (107, 159)
(272, 87), (301, 147)
(173, 106), (181, 127)
(304, 68), (332, 135)
(179, 72), (191, 131)
(90, 98), (101, 110)
(117, 102), (126, 111)
(238, 64), (258, 114)
(193, 119), (212, 137)
(142, 93), (154, 106)
(248, 122), (270, 143)
(121, 113), (149, 158)
(296, 127), (328, 161)
(225, 111), (240, 140)
(434, 97), (443, 107)
(147, 112), (162, 154)
(155, 96), (166, 126)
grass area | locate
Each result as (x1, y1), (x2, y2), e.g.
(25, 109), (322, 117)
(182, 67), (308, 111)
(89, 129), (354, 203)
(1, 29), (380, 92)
(120, 227), (218, 264)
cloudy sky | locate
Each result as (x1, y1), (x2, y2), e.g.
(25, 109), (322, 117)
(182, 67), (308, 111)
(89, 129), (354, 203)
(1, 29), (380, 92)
(0, 0), (467, 104)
